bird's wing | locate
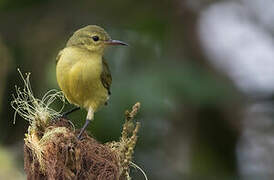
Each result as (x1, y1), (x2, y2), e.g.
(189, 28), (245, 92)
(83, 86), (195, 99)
(100, 57), (112, 95)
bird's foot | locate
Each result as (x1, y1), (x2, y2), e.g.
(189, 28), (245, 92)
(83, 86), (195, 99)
(77, 134), (85, 140)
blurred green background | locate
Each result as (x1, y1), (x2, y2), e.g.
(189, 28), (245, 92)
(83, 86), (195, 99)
(2, 0), (273, 179)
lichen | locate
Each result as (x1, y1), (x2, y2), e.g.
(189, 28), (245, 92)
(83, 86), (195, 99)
(11, 69), (65, 131)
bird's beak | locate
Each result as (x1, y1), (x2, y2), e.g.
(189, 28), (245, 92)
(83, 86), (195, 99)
(105, 39), (128, 46)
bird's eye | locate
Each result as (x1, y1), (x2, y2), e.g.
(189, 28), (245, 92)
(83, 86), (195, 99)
(92, 36), (99, 41)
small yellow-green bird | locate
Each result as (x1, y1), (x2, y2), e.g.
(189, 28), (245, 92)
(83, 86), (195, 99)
(56, 25), (128, 138)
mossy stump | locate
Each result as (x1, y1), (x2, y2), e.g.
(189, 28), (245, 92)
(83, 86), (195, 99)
(11, 72), (143, 180)
(23, 103), (141, 180)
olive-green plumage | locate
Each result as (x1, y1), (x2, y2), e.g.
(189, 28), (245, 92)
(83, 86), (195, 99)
(56, 25), (127, 138)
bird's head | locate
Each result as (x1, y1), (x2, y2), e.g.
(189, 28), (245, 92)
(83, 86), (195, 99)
(66, 25), (128, 54)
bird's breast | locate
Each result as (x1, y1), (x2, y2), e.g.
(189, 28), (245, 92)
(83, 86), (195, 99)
(56, 47), (108, 111)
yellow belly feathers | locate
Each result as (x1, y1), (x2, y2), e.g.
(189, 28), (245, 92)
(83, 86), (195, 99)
(56, 47), (108, 112)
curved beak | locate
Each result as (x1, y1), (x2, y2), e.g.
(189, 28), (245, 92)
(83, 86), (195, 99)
(105, 39), (128, 46)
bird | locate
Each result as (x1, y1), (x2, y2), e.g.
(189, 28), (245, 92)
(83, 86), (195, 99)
(56, 25), (128, 139)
